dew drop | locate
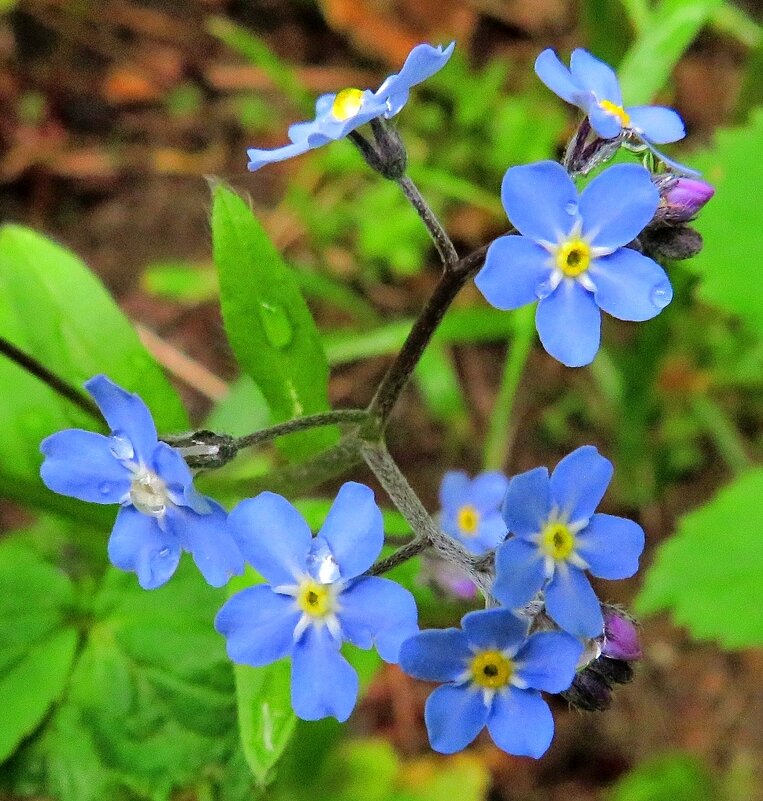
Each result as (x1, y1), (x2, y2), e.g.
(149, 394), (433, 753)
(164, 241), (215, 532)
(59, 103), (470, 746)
(109, 436), (134, 461)
(258, 302), (294, 350)
(564, 201), (578, 216)
(99, 481), (112, 495)
(536, 279), (556, 300)
(650, 281), (673, 310)
(307, 538), (340, 584)
(158, 547), (170, 558)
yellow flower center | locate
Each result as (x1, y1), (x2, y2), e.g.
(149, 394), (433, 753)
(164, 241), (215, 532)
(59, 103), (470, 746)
(457, 504), (480, 536)
(541, 521), (576, 561)
(297, 580), (332, 618)
(470, 650), (513, 689)
(331, 88), (364, 121)
(556, 238), (592, 277)
(598, 99), (631, 127)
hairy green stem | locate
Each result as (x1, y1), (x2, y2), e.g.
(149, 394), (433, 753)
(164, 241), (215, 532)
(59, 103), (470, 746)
(397, 175), (459, 268)
(361, 440), (494, 595)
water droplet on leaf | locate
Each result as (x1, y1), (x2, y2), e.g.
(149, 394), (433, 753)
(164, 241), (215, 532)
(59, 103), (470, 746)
(650, 281), (673, 310)
(258, 302), (293, 349)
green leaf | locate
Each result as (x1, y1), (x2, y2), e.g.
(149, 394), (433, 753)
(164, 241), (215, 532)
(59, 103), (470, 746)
(211, 183), (335, 459)
(608, 753), (715, 801)
(142, 260), (219, 305)
(233, 660), (296, 786)
(0, 225), (187, 518)
(636, 468), (763, 648)
(323, 307), (515, 365)
(9, 561), (247, 801)
(618, 0), (722, 104)
(0, 542), (78, 763)
(688, 108), (763, 335)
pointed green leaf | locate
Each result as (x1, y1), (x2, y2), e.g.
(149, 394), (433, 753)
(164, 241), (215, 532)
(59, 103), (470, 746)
(0, 225), (187, 519)
(211, 183), (335, 458)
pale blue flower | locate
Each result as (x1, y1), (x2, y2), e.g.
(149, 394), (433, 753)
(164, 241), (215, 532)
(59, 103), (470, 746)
(247, 42), (454, 170)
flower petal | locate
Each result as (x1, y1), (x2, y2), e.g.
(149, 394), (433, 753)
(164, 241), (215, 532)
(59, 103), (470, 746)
(291, 625), (358, 722)
(215, 585), (300, 666)
(40, 429), (130, 503)
(536, 280), (601, 368)
(85, 375), (158, 464)
(513, 632), (583, 692)
(476, 235), (551, 310)
(461, 608), (528, 653)
(642, 141), (700, 177)
(501, 162), (579, 243)
(487, 688), (554, 758)
(534, 49), (580, 103)
(570, 48), (621, 105)
(247, 140), (314, 171)
(438, 470), (469, 511)
(424, 684), (488, 754)
(337, 576), (418, 663)
(471, 472), (510, 511)
(492, 538), (546, 610)
(590, 248), (672, 321)
(549, 445), (613, 522)
(576, 513), (645, 579)
(579, 164), (659, 250)
(586, 103), (625, 139)
(107, 506), (180, 589)
(544, 565), (604, 637)
(375, 42), (455, 116)
(228, 493), (311, 585)
(399, 628), (471, 682)
(470, 512), (508, 553)
(168, 501), (244, 588)
(502, 466), (551, 539)
(152, 442), (211, 514)
(627, 105), (685, 144)
(316, 482), (383, 580)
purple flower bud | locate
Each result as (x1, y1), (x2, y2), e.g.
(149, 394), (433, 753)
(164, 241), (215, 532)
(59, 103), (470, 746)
(602, 610), (642, 661)
(662, 178), (714, 221)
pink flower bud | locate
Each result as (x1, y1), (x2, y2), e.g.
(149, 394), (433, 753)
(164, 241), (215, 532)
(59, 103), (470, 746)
(662, 178), (714, 221)
(602, 610), (642, 661)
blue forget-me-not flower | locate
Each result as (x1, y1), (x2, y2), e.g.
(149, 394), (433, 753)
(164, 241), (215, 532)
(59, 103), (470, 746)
(492, 446), (645, 638)
(475, 160), (671, 367)
(535, 48), (686, 158)
(215, 482), (419, 722)
(439, 470), (508, 555)
(40, 375), (244, 589)
(247, 42), (454, 171)
(400, 608), (582, 757)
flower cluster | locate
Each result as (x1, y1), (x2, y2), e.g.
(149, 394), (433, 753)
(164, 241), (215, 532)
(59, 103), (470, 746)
(38, 39), (697, 765)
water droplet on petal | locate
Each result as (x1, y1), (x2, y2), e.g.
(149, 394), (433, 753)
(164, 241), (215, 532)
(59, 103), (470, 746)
(99, 481), (112, 495)
(564, 201), (578, 216)
(158, 547), (170, 558)
(258, 302), (293, 350)
(536, 279), (557, 300)
(307, 538), (341, 584)
(109, 436), (134, 461)
(650, 280), (673, 310)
